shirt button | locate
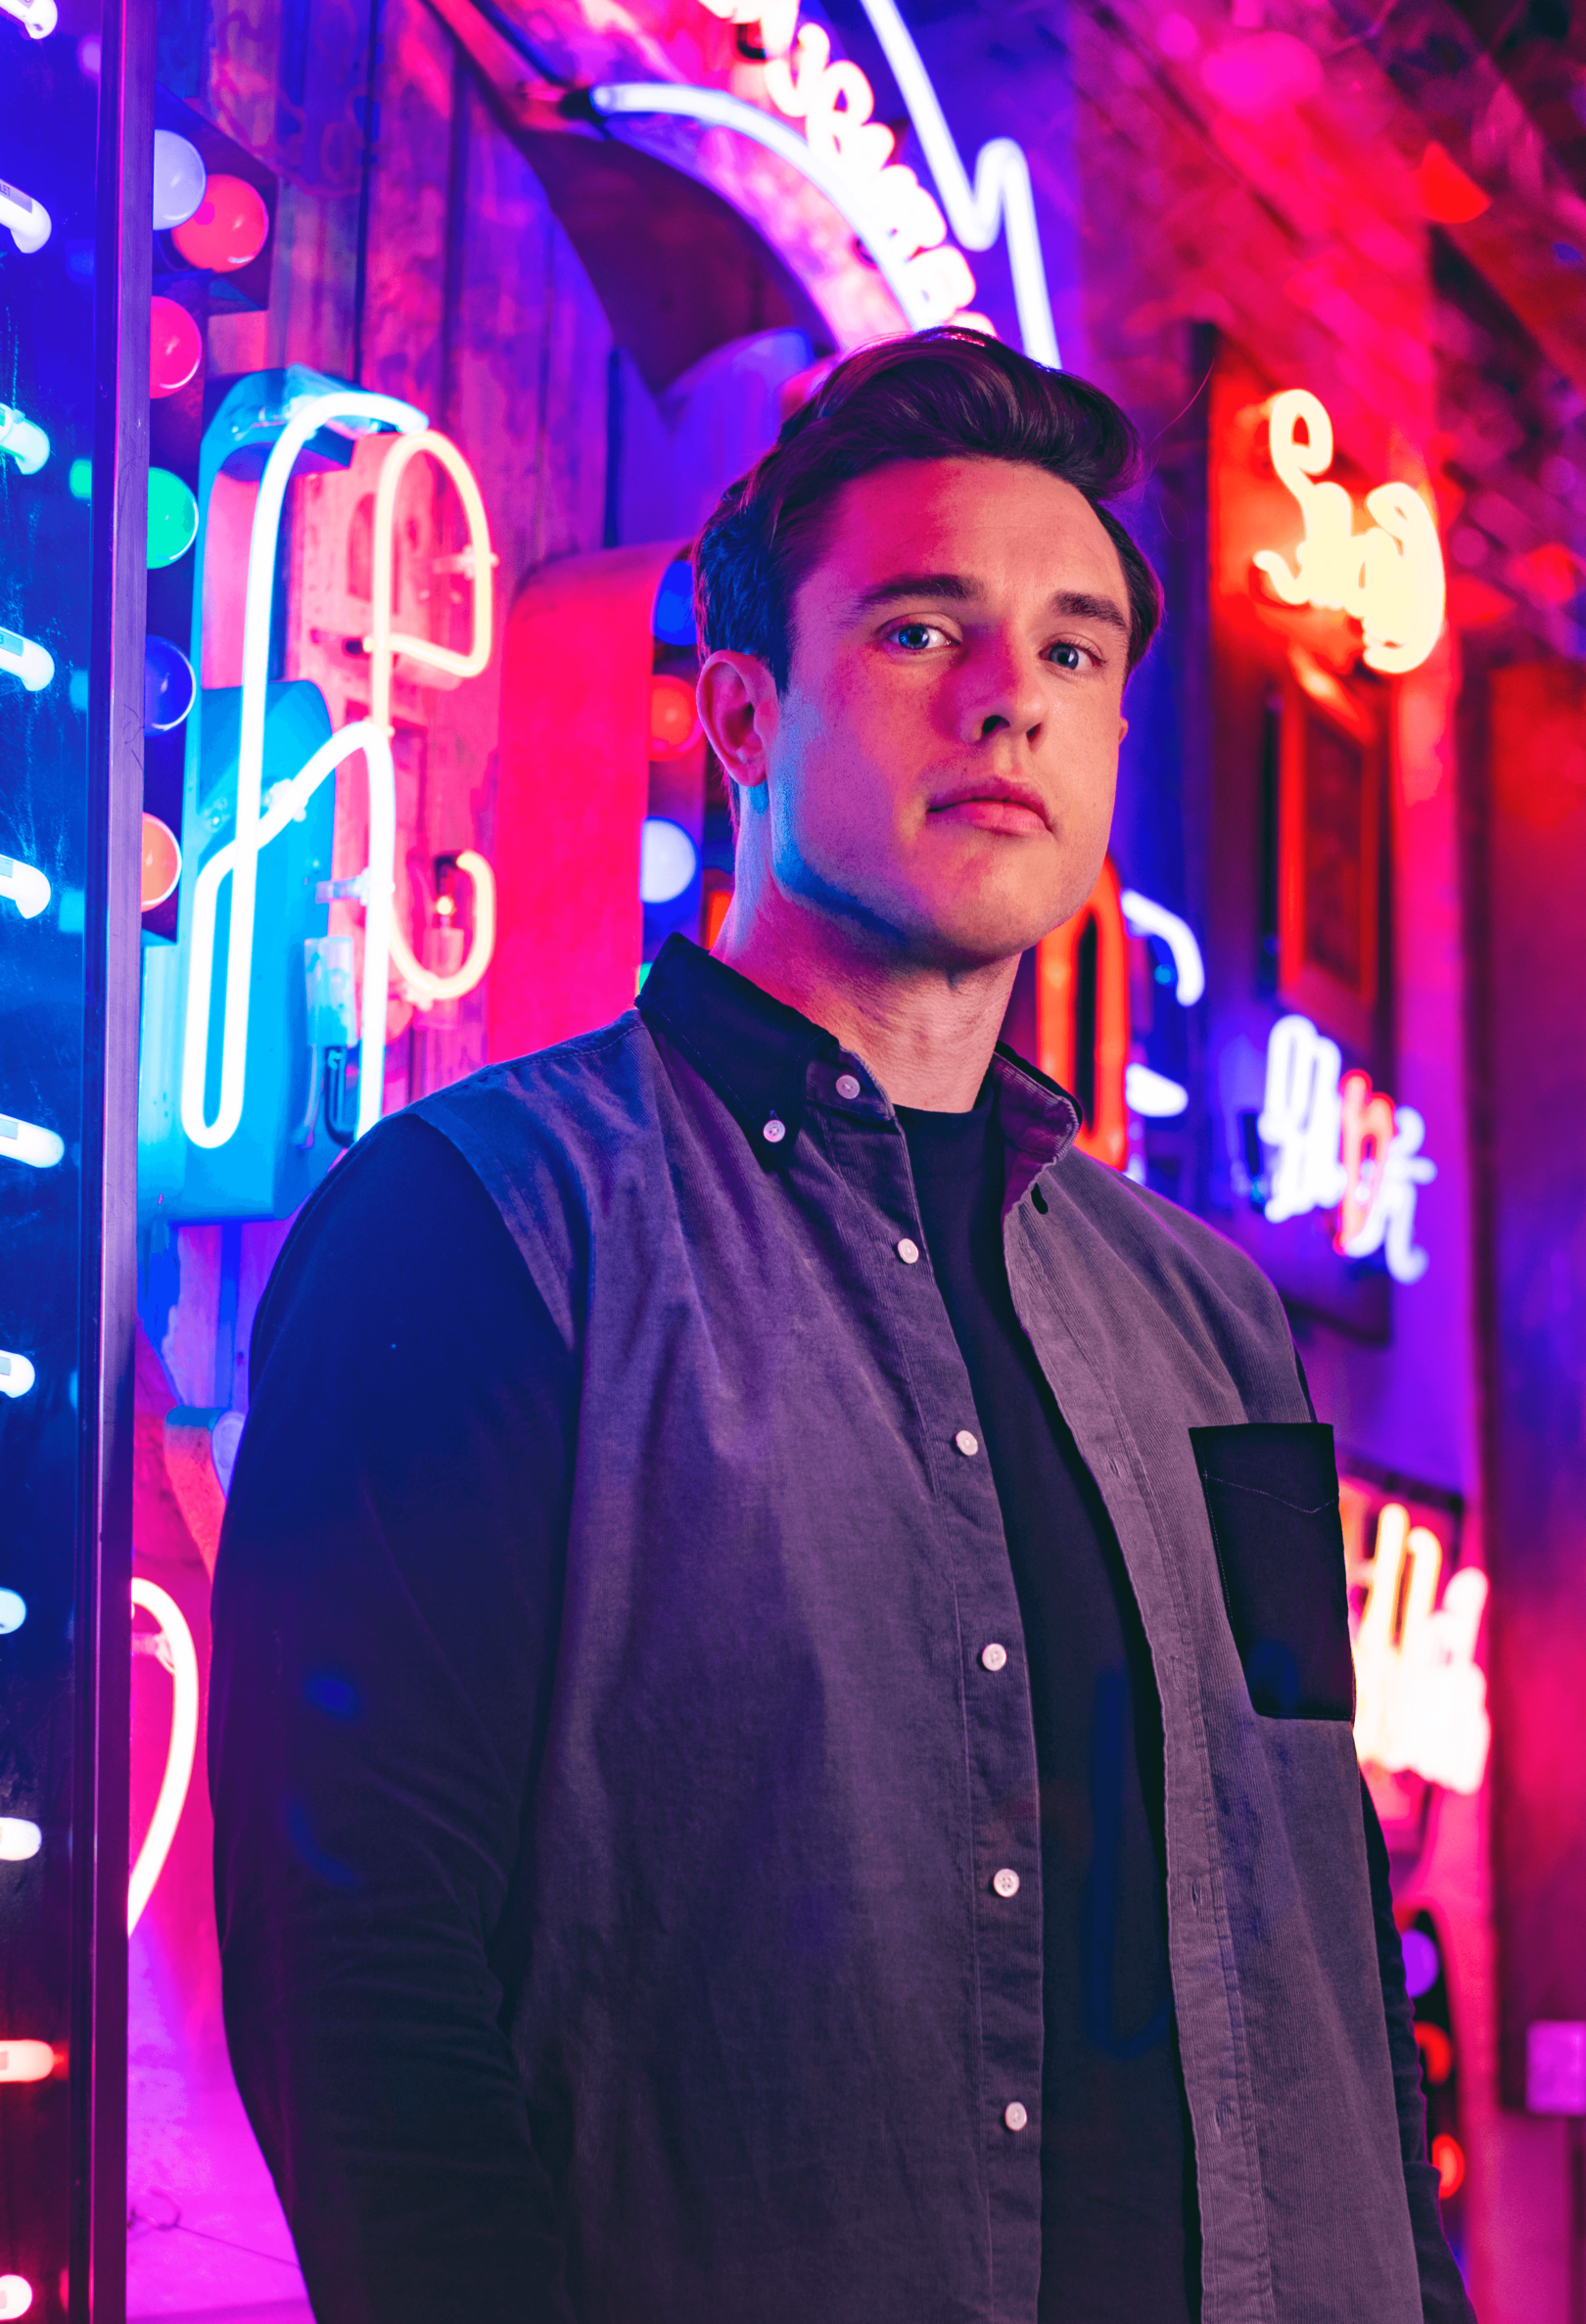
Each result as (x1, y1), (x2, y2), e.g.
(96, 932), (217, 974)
(992, 1868), (1020, 1899)
(896, 1236), (920, 1265)
(955, 1428), (979, 1458)
(761, 1117), (786, 1144)
(835, 1073), (862, 1101)
(980, 1642), (1008, 1673)
(1003, 2102), (1029, 2133)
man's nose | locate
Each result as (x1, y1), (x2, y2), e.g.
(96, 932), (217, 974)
(960, 636), (1046, 745)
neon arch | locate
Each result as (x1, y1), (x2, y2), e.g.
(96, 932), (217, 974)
(592, 0), (1060, 367)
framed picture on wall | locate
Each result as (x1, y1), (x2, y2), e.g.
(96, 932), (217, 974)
(1278, 658), (1382, 1058)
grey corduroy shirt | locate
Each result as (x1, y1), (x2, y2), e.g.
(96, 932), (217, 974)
(211, 934), (1471, 2324)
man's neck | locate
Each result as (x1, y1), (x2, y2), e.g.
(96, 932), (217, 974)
(713, 885), (1019, 1113)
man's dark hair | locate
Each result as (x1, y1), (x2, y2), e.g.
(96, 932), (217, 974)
(692, 327), (1162, 696)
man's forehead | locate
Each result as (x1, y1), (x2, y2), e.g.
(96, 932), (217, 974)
(813, 458), (1128, 609)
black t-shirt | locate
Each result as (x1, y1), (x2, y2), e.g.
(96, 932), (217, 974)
(897, 1086), (1198, 2324)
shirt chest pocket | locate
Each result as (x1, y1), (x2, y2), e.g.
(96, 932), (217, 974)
(1189, 1421), (1356, 1722)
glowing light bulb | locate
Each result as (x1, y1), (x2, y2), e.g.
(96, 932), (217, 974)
(148, 468), (199, 569)
(0, 2274), (33, 2321)
(0, 172), (50, 254)
(640, 819), (699, 905)
(2, 0), (57, 34)
(0, 626), (54, 692)
(0, 1354), (36, 1400)
(0, 404), (48, 475)
(0, 1114), (63, 1169)
(141, 813), (181, 909)
(151, 129), (206, 231)
(0, 1589), (26, 1631)
(0, 2041), (53, 2083)
(0, 853), (50, 918)
(0, 1820), (41, 1862)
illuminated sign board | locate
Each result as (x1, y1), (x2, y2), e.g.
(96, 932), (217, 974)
(1254, 390), (1445, 675)
(1257, 1013), (1435, 1283)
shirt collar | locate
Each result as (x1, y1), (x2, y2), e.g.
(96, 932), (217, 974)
(636, 933), (1082, 1185)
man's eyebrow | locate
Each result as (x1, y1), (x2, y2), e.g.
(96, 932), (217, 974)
(855, 572), (979, 610)
(853, 575), (1131, 635)
(1050, 588), (1131, 633)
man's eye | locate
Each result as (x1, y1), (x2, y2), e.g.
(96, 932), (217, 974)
(1048, 640), (1094, 672)
(890, 622), (943, 652)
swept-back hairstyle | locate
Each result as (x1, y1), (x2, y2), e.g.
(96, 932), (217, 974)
(692, 327), (1162, 695)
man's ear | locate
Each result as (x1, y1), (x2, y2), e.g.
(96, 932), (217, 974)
(697, 651), (779, 794)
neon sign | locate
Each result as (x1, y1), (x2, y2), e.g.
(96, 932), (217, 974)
(1254, 391), (1445, 676)
(598, 0), (1058, 365)
(1038, 863), (1201, 1162)
(1352, 1504), (1489, 1795)
(128, 1578), (199, 1936)
(179, 389), (498, 1149)
(1257, 1013), (1434, 1283)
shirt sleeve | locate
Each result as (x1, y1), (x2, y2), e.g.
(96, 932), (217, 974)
(1361, 1777), (1479, 2323)
(209, 1111), (579, 2323)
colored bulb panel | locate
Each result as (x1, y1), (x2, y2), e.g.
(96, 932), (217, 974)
(649, 673), (700, 759)
(151, 128), (206, 230)
(148, 467), (199, 568)
(142, 633), (195, 731)
(0, 2041), (53, 2083)
(0, 853), (50, 918)
(149, 296), (202, 397)
(171, 172), (268, 271)
(140, 813), (181, 909)
(0, 1820), (41, 1862)
(68, 457), (90, 501)
(0, 1114), (63, 1169)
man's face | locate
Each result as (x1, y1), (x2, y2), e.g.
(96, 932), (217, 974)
(701, 456), (1133, 970)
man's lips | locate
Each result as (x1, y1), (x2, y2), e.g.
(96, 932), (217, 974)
(926, 781), (1050, 835)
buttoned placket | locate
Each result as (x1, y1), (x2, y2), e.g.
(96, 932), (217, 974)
(803, 1050), (1047, 2309)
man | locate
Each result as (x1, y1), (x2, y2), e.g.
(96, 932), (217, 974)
(210, 329), (1473, 2323)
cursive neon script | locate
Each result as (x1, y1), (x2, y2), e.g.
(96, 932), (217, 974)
(1254, 390), (1445, 676)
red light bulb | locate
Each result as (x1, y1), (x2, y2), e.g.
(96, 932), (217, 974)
(150, 297), (202, 397)
(171, 174), (269, 273)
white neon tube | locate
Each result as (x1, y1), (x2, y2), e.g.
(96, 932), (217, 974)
(0, 1113), (63, 1169)
(178, 389), (423, 1152)
(128, 1578), (200, 1938)
(0, 173), (50, 255)
(589, 81), (933, 329)
(1125, 1062), (1189, 1118)
(0, 404), (49, 475)
(0, 626), (54, 692)
(0, 0), (57, 35)
(0, 853), (50, 918)
(183, 718), (397, 1147)
(0, 1352), (35, 1400)
(1119, 889), (1205, 1005)
(855, 0), (1059, 368)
